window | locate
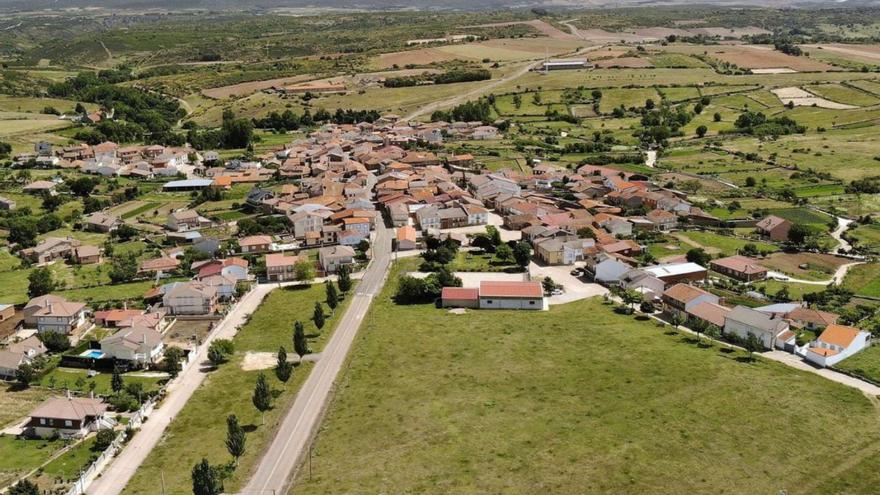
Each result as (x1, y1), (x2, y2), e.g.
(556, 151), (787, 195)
(529, 301), (535, 305)
(486, 300), (493, 304)
(64, 420), (72, 427)
(39, 418), (46, 425)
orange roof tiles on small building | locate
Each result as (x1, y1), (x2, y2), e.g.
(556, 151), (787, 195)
(479, 281), (543, 298)
(817, 324), (862, 349)
(441, 287), (479, 301)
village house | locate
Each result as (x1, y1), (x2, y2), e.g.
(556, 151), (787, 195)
(27, 396), (111, 439)
(22, 180), (57, 195)
(162, 282), (219, 315)
(478, 281), (546, 310)
(0, 303), (14, 322)
(100, 326), (164, 366)
(440, 287), (480, 309)
(194, 257), (249, 282)
(0, 350), (29, 380)
(20, 237), (81, 264)
(32, 299), (88, 335)
(240, 235), (273, 254)
(166, 209), (211, 232)
(686, 301), (731, 329)
(662, 284), (720, 321)
(319, 245), (355, 273)
(723, 305), (792, 350)
(642, 262), (707, 286)
(75, 245), (102, 265)
(83, 212), (122, 233)
(584, 253), (634, 284)
(805, 324), (872, 367)
(266, 253), (302, 282)
(710, 256), (768, 282)
(756, 215), (792, 242)
(396, 225), (418, 251)
(138, 257), (181, 275)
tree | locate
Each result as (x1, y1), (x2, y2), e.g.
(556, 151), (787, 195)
(275, 346), (293, 383)
(192, 458), (223, 495)
(713, 112), (722, 122)
(313, 301), (326, 329)
(512, 94), (522, 109)
(788, 223), (811, 245)
(108, 254), (138, 283)
(16, 363), (36, 388)
(293, 321), (309, 357)
(542, 277), (557, 295)
(745, 176), (757, 187)
(164, 346), (184, 378)
(704, 324), (721, 345)
(225, 414), (246, 463)
(8, 480), (40, 495)
(94, 428), (117, 451)
(622, 289), (642, 311)
(486, 225), (502, 247)
(252, 373), (272, 420)
(513, 242), (532, 269)
(111, 368), (124, 394)
(337, 264), (352, 293)
(293, 259), (315, 282)
(27, 267), (56, 298)
(39, 331), (70, 352)
(495, 244), (513, 263)
(207, 339), (234, 366)
(325, 280), (338, 310)
(744, 333), (762, 361)
(696, 125), (708, 138)
(686, 248), (712, 266)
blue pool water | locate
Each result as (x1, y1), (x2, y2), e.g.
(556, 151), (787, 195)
(80, 350), (105, 359)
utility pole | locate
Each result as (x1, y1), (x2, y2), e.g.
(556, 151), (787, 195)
(161, 470), (166, 495)
(309, 443), (313, 480)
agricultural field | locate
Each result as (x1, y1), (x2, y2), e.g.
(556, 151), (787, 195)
(292, 266), (880, 494)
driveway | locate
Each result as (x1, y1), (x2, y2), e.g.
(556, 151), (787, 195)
(763, 350), (880, 396)
(529, 262), (609, 305)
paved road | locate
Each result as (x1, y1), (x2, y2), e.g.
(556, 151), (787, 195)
(240, 223), (393, 495)
(87, 283), (281, 495)
(764, 350), (880, 396)
(401, 61), (540, 121)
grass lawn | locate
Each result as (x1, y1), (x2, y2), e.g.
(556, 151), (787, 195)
(843, 262), (880, 297)
(291, 264), (880, 494)
(676, 231), (778, 257)
(56, 279), (165, 304)
(30, 436), (99, 489)
(121, 283), (354, 495)
(0, 385), (52, 430)
(834, 345), (880, 384)
(448, 251), (520, 273)
(0, 435), (67, 489)
(37, 368), (167, 396)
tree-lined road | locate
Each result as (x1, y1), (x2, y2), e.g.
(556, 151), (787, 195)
(240, 223), (393, 495)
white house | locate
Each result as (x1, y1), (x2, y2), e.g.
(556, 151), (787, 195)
(319, 245), (355, 273)
(723, 305), (791, 350)
(586, 254), (632, 284)
(100, 327), (164, 366)
(805, 324), (872, 367)
(478, 281), (546, 310)
(162, 282), (218, 315)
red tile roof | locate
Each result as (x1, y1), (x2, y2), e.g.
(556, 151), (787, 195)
(479, 281), (543, 298)
(441, 287), (479, 300)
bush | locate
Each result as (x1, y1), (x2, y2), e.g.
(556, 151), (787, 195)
(94, 428), (117, 451)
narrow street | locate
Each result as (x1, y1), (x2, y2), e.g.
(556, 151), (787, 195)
(87, 283), (281, 495)
(240, 223), (393, 495)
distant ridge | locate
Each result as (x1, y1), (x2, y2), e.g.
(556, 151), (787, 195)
(0, 0), (871, 13)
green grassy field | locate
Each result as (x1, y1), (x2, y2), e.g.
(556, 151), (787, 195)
(37, 368), (167, 396)
(676, 231), (778, 257)
(843, 262), (880, 297)
(0, 435), (67, 489)
(290, 265), (880, 495)
(834, 345), (880, 384)
(122, 283), (353, 495)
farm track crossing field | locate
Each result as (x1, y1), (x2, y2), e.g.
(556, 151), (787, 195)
(291, 266), (880, 494)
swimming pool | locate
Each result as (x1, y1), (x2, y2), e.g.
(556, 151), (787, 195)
(80, 350), (106, 359)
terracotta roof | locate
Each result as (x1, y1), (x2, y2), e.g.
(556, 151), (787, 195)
(441, 287), (479, 300)
(756, 215), (791, 231)
(663, 283), (713, 304)
(479, 281), (543, 298)
(686, 301), (729, 328)
(809, 347), (839, 357)
(266, 253), (299, 268)
(240, 235), (273, 246)
(786, 307), (838, 327)
(817, 324), (862, 349)
(710, 256), (767, 275)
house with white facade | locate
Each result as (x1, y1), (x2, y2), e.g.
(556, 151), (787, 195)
(723, 305), (792, 350)
(805, 324), (871, 367)
(100, 326), (164, 366)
